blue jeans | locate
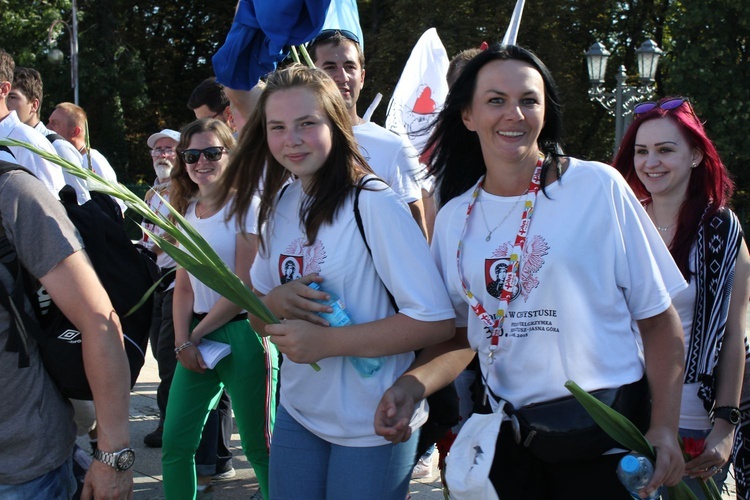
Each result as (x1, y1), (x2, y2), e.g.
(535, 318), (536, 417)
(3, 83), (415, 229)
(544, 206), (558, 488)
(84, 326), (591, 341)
(270, 405), (418, 500)
(0, 456), (76, 499)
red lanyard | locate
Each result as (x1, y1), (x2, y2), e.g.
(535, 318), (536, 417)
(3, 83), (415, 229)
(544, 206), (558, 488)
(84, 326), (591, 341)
(456, 156), (543, 364)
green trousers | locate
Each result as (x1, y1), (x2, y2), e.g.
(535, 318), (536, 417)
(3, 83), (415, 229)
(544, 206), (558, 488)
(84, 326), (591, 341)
(162, 318), (278, 499)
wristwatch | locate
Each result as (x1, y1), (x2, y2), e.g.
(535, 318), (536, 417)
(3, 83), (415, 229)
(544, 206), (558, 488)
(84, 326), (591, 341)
(712, 406), (741, 426)
(93, 447), (136, 472)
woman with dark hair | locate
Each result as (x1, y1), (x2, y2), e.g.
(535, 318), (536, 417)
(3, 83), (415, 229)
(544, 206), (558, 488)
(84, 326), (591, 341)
(375, 45), (688, 498)
(613, 97), (750, 495)
(218, 64), (455, 499)
(161, 118), (277, 500)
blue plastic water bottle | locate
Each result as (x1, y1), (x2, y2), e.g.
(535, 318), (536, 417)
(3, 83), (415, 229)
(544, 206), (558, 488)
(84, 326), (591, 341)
(308, 282), (384, 377)
(616, 453), (662, 499)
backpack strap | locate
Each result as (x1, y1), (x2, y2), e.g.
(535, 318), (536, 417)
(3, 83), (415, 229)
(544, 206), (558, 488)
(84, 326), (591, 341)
(353, 177), (399, 313)
(46, 133), (65, 144)
(0, 163), (44, 368)
(0, 145), (16, 161)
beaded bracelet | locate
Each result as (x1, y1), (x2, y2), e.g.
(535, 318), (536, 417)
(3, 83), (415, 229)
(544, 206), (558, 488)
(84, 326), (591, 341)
(174, 341), (193, 356)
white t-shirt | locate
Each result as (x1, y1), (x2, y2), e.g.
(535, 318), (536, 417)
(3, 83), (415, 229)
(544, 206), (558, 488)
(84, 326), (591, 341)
(0, 111), (66, 197)
(141, 181), (177, 271)
(33, 122), (90, 205)
(184, 197), (259, 313)
(432, 158), (687, 410)
(82, 148), (126, 214)
(251, 178), (455, 446)
(354, 121), (423, 204)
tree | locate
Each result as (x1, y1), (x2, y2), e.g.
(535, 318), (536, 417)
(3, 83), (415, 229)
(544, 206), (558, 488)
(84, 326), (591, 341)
(663, 0), (750, 223)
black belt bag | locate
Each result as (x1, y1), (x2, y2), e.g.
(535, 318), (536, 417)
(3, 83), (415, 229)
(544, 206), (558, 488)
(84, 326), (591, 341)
(504, 376), (650, 463)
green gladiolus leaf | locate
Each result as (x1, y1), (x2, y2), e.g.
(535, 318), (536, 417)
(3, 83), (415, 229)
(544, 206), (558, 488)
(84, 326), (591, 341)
(1, 137), (320, 371)
(566, 380), (714, 500)
(565, 380), (654, 456)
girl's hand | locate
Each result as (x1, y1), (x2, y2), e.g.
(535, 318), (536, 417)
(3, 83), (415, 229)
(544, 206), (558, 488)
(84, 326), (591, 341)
(264, 274), (332, 326)
(265, 319), (329, 364)
(176, 345), (207, 373)
(684, 423), (734, 480)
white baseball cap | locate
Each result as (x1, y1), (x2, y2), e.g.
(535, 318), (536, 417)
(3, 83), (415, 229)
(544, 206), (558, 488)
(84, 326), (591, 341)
(147, 129), (181, 148)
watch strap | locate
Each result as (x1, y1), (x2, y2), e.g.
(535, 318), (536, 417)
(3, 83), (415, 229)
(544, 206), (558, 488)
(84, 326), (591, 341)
(712, 405), (741, 425)
(93, 447), (135, 471)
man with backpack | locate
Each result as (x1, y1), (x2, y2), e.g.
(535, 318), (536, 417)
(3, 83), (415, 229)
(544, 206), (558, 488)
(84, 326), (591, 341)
(0, 148), (133, 498)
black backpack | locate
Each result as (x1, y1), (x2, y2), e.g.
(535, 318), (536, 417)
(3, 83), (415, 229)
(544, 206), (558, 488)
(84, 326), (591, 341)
(0, 161), (158, 400)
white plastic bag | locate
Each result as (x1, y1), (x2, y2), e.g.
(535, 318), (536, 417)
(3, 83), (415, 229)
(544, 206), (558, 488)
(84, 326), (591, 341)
(445, 401), (506, 499)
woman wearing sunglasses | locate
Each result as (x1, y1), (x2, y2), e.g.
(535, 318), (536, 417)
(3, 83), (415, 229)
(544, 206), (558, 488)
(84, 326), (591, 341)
(161, 118), (277, 500)
(613, 97), (750, 495)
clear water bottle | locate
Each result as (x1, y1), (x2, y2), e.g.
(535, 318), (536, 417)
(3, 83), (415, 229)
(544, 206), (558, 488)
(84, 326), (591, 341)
(616, 453), (662, 499)
(308, 282), (384, 377)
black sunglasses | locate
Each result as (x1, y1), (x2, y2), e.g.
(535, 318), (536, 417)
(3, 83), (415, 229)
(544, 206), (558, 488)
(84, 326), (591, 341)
(633, 97), (693, 117)
(309, 29), (360, 47)
(179, 147), (227, 164)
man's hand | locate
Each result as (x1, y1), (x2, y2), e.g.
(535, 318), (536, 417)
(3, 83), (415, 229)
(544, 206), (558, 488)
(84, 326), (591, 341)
(81, 460), (133, 500)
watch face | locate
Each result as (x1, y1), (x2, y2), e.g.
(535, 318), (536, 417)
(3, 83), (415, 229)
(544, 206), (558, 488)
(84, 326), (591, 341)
(731, 409), (742, 425)
(116, 449), (135, 470)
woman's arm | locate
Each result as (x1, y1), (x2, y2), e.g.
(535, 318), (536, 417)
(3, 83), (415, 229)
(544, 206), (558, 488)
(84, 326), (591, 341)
(264, 315), (454, 365)
(638, 304), (686, 494)
(190, 232), (259, 343)
(686, 238), (750, 478)
(172, 267), (206, 372)
(374, 327), (474, 442)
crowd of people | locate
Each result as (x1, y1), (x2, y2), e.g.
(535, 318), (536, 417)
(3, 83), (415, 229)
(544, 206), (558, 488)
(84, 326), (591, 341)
(1, 21), (749, 500)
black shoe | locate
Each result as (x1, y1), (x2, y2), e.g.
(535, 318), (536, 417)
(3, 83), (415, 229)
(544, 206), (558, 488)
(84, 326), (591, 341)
(143, 426), (163, 448)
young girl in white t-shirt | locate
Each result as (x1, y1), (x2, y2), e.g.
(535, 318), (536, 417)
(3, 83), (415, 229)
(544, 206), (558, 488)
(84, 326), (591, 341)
(218, 64), (455, 499)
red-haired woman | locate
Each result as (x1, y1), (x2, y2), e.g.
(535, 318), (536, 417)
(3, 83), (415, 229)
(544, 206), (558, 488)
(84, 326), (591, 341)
(613, 97), (750, 495)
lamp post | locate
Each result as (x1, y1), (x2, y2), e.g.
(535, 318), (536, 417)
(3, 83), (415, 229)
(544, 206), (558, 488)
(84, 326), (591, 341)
(585, 40), (663, 154)
(47, 0), (79, 105)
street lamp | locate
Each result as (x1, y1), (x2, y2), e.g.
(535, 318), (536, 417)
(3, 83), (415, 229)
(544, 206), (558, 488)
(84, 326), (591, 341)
(46, 0), (79, 105)
(585, 39), (663, 154)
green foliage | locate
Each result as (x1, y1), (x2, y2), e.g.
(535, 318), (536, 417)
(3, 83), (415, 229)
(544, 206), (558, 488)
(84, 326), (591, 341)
(3, 0), (748, 222)
(663, 0), (750, 226)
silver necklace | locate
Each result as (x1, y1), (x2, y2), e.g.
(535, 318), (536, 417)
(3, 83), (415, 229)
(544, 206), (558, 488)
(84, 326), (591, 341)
(648, 203), (675, 232)
(478, 189), (529, 242)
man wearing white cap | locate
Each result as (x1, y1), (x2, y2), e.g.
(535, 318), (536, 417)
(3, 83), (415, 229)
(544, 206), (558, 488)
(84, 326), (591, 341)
(141, 129), (180, 448)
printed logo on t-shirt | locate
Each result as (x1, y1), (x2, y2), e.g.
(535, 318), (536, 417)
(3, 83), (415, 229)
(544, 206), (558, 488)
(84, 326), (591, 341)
(484, 235), (549, 301)
(277, 237), (327, 283)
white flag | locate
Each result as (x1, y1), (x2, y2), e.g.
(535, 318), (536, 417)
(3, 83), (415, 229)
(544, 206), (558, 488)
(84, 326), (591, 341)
(502, 0), (526, 45)
(385, 28), (449, 158)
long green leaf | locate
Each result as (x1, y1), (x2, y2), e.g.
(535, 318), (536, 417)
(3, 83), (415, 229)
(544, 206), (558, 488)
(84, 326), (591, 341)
(565, 380), (654, 456)
(1, 137), (321, 370)
(565, 380), (699, 500)
(667, 482), (700, 499)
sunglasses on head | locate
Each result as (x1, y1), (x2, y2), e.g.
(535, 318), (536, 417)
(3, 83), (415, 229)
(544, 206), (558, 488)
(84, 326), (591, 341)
(633, 97), (693, 117)
(179, 147), (227, 164)
(309, 29), (360, 47)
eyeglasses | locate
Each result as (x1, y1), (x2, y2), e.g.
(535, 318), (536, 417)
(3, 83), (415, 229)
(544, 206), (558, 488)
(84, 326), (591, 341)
(179, 147), (228, 164)
(309, 29), (360, 47)
(149, 147), (176, 157)
(633, 97), (692, 117)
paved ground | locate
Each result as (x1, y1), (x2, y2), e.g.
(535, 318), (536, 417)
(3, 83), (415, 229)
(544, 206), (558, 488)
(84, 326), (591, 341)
(96, 344), (742, 499)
